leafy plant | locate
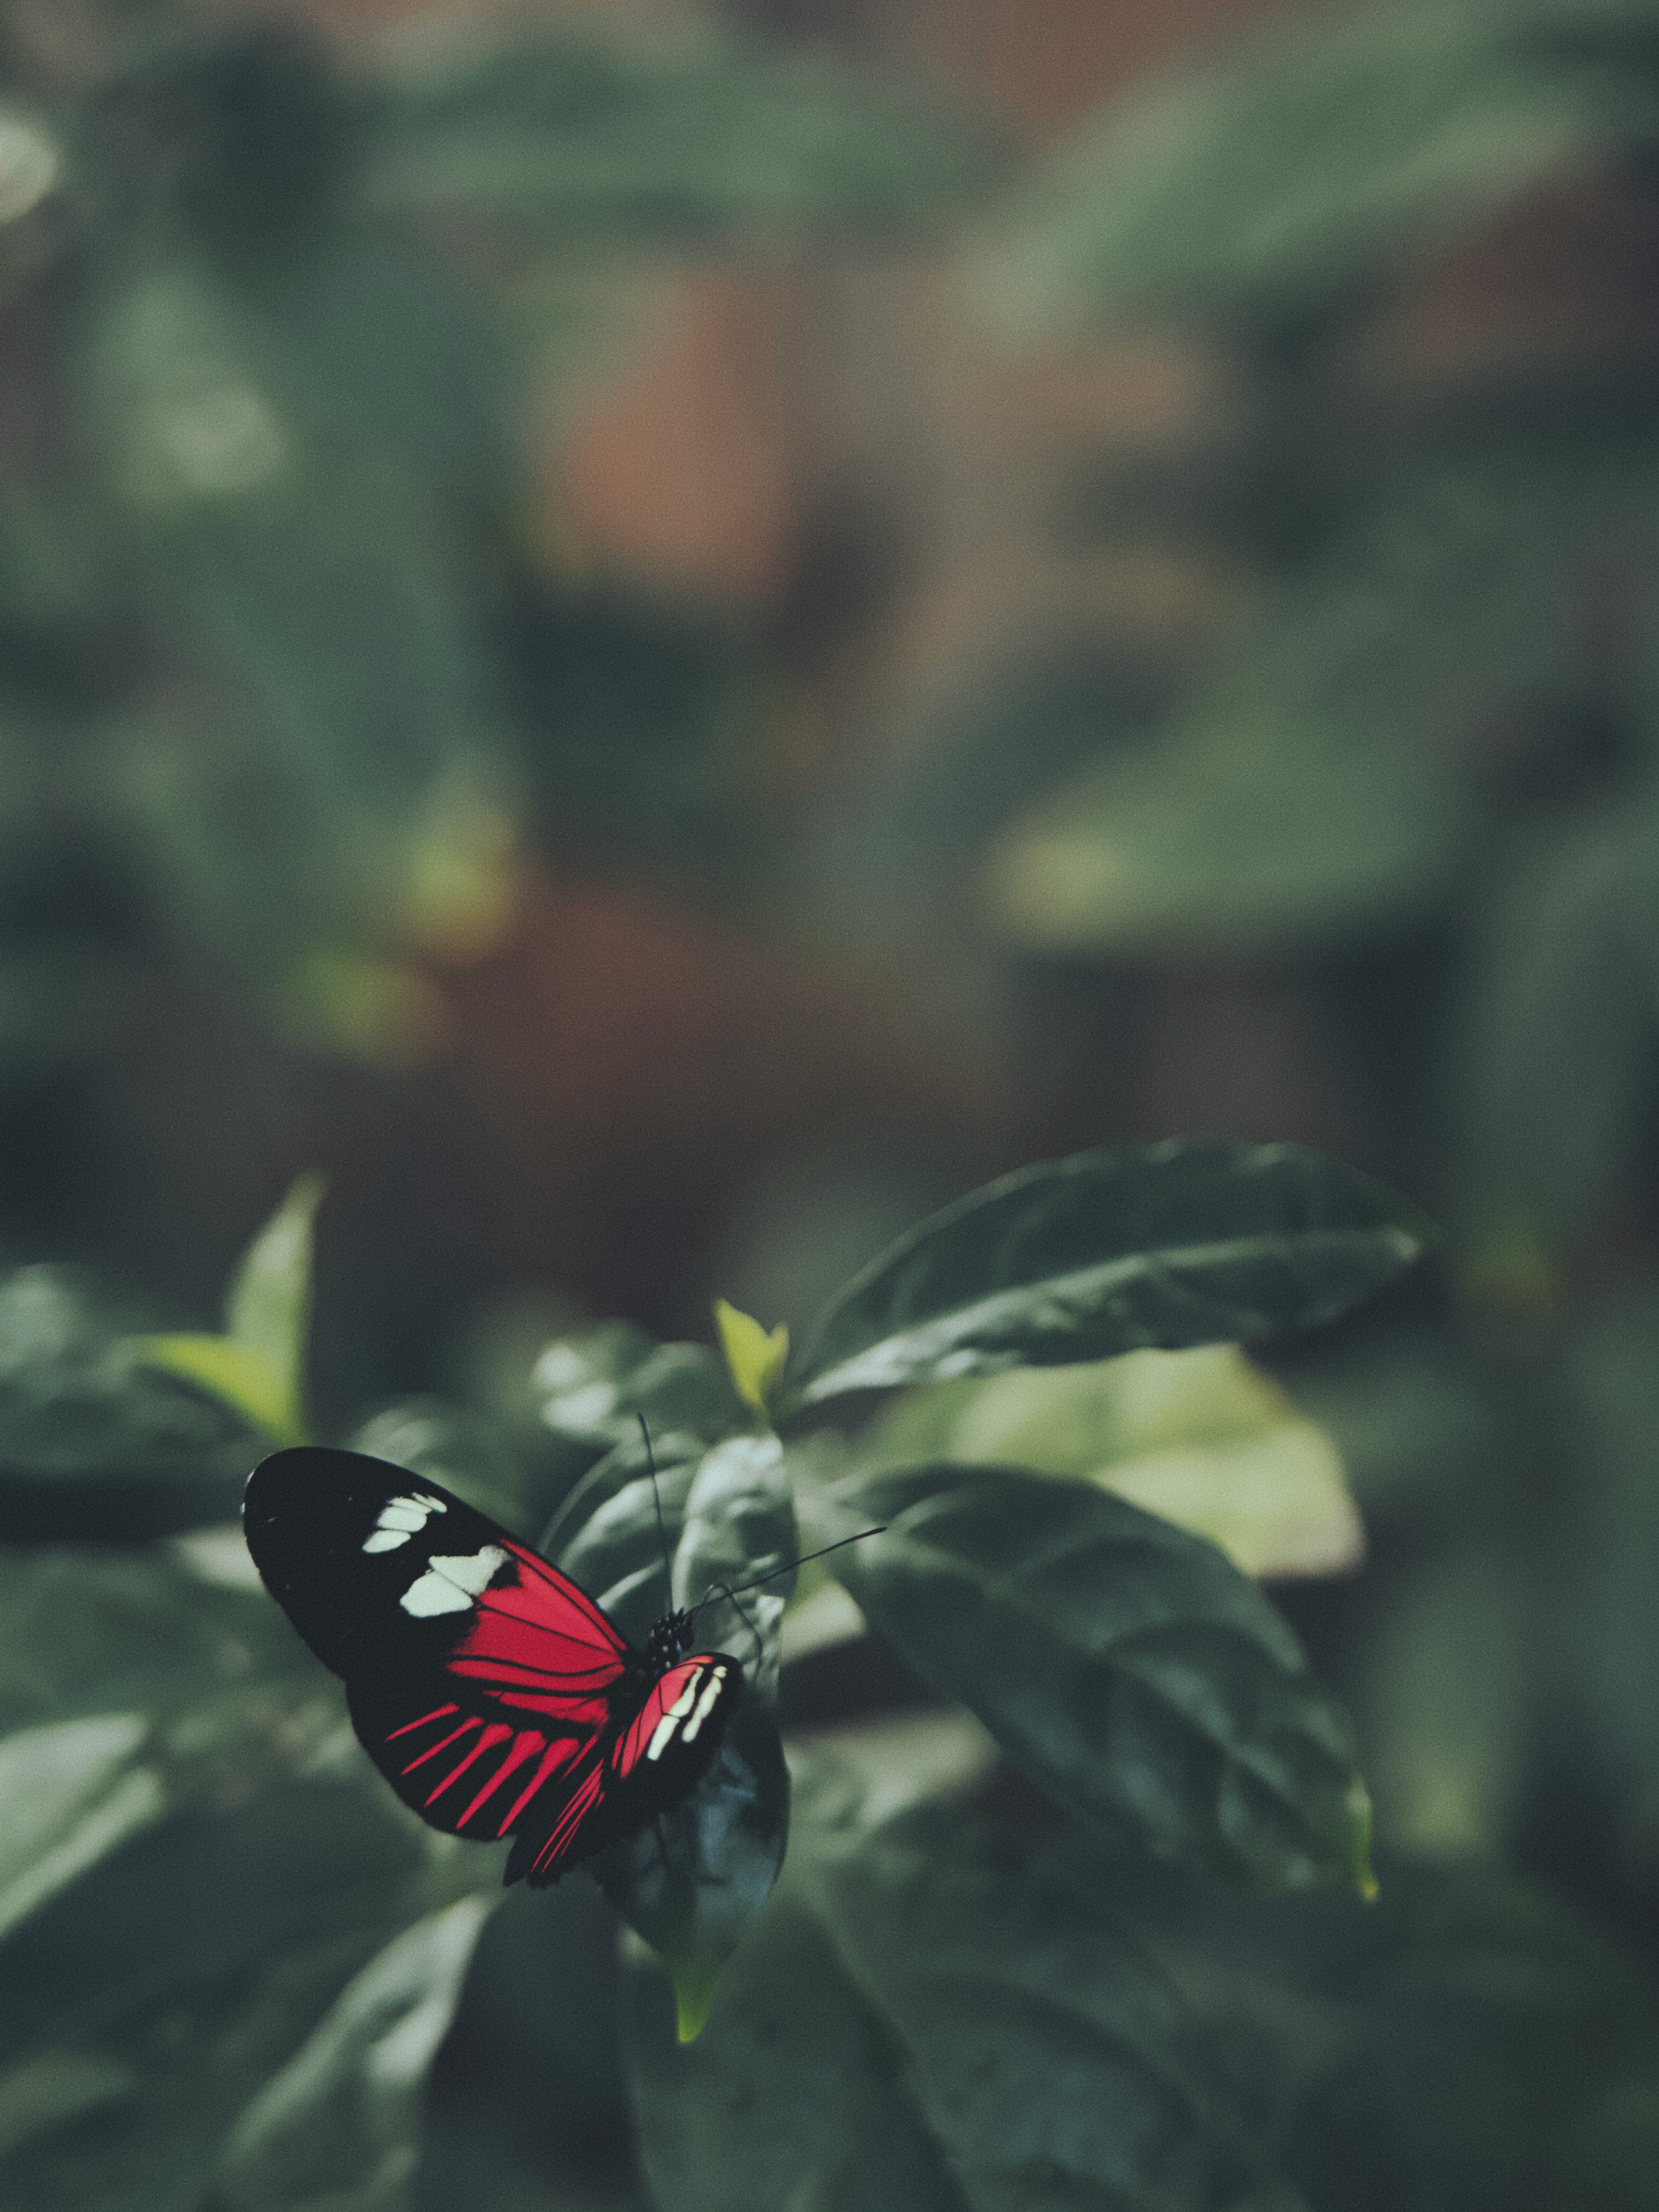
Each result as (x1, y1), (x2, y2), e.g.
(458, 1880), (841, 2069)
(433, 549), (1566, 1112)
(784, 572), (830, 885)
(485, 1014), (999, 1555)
(0, 1138), (1430, 2203)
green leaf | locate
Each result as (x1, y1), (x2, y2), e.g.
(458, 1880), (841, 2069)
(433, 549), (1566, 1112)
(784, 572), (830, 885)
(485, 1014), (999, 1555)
(362, 26), (999, 242)
(594, 1692), (790, 2044)
(990, 713), (1475, 960)
(622, 1898), (974, 2208)
(1356, 1547), (1529, 1856)
(0, 1716), (165, 1945)
(623, 1776), (1292, 2209)
(123, 1334), (294, 1447)
(967, 0), (1627, 335)
(225, 1174), (324, 1417)
(1036, 1831), (1659, 2212)
(128, 1173), (323, 1444)
(797, 1458), (1372, 1892)
(713, 1299), (789, 1426)
(533, 1328), (745, 1463)
(0, 1266), (261, 1540)
(991, 436), (1643, 962)
(792, 1142), (1431, 1406)
(573, 1434), (797, 2021)
(212, 1894), (493, 2212)
(868, 1344), (1362, 1580)
(1281, 1862), (1659, 2212)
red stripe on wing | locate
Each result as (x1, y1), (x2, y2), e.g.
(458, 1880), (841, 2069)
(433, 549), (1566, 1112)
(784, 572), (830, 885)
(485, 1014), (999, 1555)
(351, 1679), (609, 1855)
(444, 1540), (629, 1726)
(527, 1756), (608, 1879)
(423, 1720), (515, 1807)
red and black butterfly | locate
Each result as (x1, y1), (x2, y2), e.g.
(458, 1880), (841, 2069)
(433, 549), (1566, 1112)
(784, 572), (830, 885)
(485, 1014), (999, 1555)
(243, 1445), (747, 1886)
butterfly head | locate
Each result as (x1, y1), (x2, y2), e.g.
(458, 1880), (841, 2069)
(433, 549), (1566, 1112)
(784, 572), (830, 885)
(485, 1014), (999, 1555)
(646, 1606), (698, 1669)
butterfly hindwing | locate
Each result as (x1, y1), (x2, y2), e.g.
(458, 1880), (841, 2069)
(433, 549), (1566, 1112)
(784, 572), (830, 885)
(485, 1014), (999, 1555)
(348, 1673), (604, 1854)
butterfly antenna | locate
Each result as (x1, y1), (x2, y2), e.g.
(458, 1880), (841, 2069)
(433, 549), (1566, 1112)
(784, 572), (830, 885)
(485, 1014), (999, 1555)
(687, 1526), (885, 1620)
(698, 1578), (765, 1669)
(639, 1415), (675, 1592)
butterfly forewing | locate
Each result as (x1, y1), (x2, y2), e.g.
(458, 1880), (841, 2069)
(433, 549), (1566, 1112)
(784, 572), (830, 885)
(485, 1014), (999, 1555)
(244, 1446), (743, 1884)
(242, 1446), (629, 1700)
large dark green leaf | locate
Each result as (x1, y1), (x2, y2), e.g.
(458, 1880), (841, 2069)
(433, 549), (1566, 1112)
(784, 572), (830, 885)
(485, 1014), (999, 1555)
(624, 1772), (1295, 2211)
(968, 0), (1626, 335)
(1101, 1844), (1659, 2212)
(594, 1690), (790, 2046)
(622, 1889), (974, 2212)
(362, 27), (999, 242)
(791, 1143), (1430, 1406)
(797, 1459), (1371, 1891)
(0, 1267), (261, 1540)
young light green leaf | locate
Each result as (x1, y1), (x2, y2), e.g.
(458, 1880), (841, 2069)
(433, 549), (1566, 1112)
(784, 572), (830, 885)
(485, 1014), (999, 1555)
(797, 1459), (1373, 1894)
(224, 1174), (325, 1415)
(127, 1176), (324, 1444)
(792, 1142), (1431, 1406)
(125, 1334), (297, 1447)
(714, 1299), (789, 1426)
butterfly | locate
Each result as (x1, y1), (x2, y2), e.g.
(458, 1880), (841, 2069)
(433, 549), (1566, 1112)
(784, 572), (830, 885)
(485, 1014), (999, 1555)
(243, 1444), (751, 1886)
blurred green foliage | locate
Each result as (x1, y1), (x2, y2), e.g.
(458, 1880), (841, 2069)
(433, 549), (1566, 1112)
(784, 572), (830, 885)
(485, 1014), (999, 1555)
(2, 0), (1659, 2204)
(0, 0), (1000, 1083)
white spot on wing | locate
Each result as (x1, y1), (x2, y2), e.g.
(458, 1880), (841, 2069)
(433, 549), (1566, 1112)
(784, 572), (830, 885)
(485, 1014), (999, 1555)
(362, 1492), (447, 1557)
(680, 1667), (728, 1743)
(399, 1544), (508, 1618)
(645, 1664), (728, 1760)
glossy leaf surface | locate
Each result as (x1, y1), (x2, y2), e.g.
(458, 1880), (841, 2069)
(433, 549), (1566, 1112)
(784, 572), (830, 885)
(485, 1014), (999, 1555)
(792, 1142), (1429, 1406)
(624, 1772), (1290, 2210)
(798, 1458), (1371, 1892)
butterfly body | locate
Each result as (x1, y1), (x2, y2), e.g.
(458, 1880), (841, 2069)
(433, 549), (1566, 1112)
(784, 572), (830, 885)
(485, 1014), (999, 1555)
(243, 1446), (741, 1885)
